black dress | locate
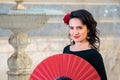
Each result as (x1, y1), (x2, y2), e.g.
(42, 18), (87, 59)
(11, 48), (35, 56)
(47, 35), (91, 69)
(63, 45), (107, 80)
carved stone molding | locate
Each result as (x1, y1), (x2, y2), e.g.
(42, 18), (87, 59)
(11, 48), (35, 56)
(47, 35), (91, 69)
(13, 0), (26, 10)
(7, 32), (32, 80)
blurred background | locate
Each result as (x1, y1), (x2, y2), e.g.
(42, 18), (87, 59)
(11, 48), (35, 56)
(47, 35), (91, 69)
(0, 0), (120, 80)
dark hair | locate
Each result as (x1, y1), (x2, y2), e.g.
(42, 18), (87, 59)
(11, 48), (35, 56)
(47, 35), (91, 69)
(69, 9), (100, 50)
(55, 76), (72, 80)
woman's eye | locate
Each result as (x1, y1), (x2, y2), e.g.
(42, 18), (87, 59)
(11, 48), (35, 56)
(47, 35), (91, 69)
(69, 27), (73, 29)
(77, 27), (82, 29)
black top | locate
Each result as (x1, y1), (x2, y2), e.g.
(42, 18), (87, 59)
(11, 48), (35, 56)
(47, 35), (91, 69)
(55, 76), (72, 80)
(63, 45), (107, 80)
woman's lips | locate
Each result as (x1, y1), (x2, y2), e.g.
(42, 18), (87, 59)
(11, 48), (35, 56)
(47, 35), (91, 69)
(74, 36), (80, 39)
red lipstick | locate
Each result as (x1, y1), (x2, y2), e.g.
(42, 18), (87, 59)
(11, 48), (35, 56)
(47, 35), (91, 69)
(74, 36), (80, 39)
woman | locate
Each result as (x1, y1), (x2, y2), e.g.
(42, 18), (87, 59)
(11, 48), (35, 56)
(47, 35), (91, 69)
(63, 9), (107, 80)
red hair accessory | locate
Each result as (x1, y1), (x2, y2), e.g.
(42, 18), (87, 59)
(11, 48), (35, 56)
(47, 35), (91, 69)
(63, 13), (70, 25)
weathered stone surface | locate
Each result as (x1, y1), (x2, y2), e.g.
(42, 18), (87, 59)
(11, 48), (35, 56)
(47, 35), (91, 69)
(0, 37), (120, 80)
(100, 37), (120, 80)
(0, 3), (119, 18)
(0, 1), (120, 80)
(0, 0), (120, 3)
(7, 32), (32, 80)
(0, 3), (120, 37)
(0, 22), (120, 37)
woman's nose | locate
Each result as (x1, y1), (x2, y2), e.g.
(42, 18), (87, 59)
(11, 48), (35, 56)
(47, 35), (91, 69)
(74, 29), (79, 34)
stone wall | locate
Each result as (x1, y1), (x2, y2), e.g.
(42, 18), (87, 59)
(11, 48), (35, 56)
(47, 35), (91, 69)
(0, 37), (69, 80)
(0, 0), (120, 3)
(0, 0), (120, 80)
(0, 37), (120, 80)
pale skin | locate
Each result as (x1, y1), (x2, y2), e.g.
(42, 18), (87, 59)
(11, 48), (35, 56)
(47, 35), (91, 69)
(69, 18), (91, 51)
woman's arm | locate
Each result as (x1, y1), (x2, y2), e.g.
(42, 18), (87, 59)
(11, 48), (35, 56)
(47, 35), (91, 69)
(90, 52), (107, 80)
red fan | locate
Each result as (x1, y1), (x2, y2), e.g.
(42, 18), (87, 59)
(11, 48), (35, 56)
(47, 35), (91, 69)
(29, 54), (101, 80)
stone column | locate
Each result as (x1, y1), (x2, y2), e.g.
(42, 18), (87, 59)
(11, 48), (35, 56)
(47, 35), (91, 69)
(13, 0), (26, 10)
(7, 31), (32, 80)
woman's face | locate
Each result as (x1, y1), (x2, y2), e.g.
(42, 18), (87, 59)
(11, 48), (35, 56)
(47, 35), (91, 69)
(69, 18), (89, 43)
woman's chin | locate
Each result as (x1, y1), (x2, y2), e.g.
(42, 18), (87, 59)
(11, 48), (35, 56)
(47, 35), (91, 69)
(73, 39), (81, 42)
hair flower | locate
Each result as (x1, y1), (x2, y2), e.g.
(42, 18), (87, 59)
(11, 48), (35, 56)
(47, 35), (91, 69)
(63, 13), (70, 25)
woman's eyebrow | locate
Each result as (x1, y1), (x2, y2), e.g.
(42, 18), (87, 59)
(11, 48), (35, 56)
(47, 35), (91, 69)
(69, 26), (73, 28)
(77, 26), (82, 27)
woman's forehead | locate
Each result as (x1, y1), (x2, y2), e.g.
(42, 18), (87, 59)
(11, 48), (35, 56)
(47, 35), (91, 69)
(69, 25), (87, 29)
(69, 18), (83, 25)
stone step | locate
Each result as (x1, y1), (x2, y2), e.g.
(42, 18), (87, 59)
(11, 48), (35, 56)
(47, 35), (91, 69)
(0, 3), (119, 19)
(0, 0), (120, 3)
(0, 22), (119, 37)
(0, 36), (120, 80)
(29, 22), (120, 37)
(0, 2), (119, 37)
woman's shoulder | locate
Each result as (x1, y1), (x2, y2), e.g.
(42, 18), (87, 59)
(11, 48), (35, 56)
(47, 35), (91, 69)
(90, 49), (103, 59)
(89, 48), (99, 53)
(63, 45), (70, 49)
(63, 45), (70, 53)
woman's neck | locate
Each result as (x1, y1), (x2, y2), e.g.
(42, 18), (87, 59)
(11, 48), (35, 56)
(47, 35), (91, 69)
(70, 41), (91, 51)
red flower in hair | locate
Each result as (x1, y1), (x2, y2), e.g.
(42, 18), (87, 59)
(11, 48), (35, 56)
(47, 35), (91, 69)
(63, 13), (70, 25)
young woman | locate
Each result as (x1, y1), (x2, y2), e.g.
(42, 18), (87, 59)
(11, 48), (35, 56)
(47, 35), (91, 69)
(63, 9), (107, 80)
